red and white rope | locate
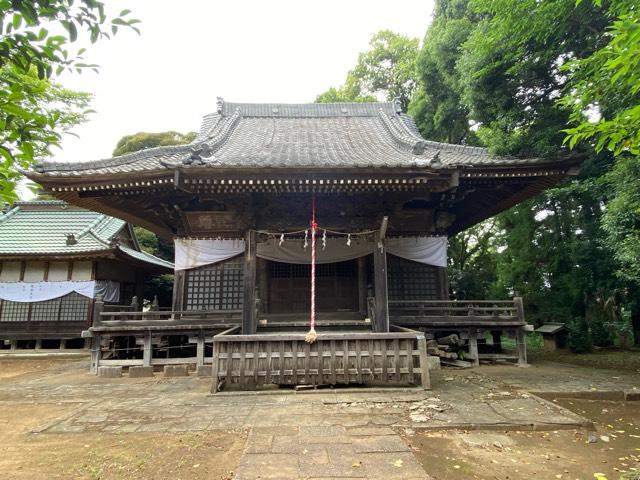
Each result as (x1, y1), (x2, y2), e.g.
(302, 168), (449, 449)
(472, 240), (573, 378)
(310, 193), (317, 332)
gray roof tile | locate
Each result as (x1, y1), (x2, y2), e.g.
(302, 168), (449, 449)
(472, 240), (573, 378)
(0, 201), (173, 270)
(30, 100), (549, 178)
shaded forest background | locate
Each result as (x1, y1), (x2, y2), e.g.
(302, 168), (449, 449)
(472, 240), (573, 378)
(319, 0), (640, 351)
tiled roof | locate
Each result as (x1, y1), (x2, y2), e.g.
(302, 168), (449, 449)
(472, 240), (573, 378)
(0, 201), (173, 269)
(30, 99), (550, 178)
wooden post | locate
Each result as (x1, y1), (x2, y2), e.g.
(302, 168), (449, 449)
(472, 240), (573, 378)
(92, 294), (104, 327)
(491, 331), (502, 353)
(417, 335), (431, 390)
(373, 231), (389, 333)
(90, 334), (101, 374)
(196, 332), (205, 367)
(514, 296), (525, 323)
(242, 230), (257, 334)
(172, 270), (186, 311)
(357, 256), (367, 315)
(142, 331), (152, 367)
(211, 338), (220, 393)
(516, 327), (528, 366)
(468, 328), (479, 367)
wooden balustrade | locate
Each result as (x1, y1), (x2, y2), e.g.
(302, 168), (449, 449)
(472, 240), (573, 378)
(211, 329), (430, 392)
(389, 297), (526, 327)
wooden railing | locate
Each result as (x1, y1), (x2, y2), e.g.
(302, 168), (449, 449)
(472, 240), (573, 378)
(389, 297), (525, 327)
(94, 309), (242, 330)
(211, 328), (430, 392)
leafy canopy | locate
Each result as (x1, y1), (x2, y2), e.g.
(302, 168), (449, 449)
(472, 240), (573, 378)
(113, 131), (196, 157)
(317, 30), (419, 110)
(0, 0), (140, 203)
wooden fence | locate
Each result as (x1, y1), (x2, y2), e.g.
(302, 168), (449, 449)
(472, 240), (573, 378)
(211, 329), (430, 392)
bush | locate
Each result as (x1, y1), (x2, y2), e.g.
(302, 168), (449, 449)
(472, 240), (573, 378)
(568, 317), (592, 353)
(590, 317), (614, 347)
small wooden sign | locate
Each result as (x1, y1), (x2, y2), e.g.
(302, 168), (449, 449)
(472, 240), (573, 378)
(184, 211), (245, 233)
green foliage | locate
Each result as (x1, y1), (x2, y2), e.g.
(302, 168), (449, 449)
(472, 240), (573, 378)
(113, 131), (196, 157)
(0, 1), (139, 203)
(133, 226), (174, 261)
(457, 0), (609, 157)
(0, 66), (92, 201)
(560, 0), (640, 156)
(447, 220), (499, 299)
(408, 0), (480, 144)
(317, 30), (419, 110)
(568, 317), (593, 353)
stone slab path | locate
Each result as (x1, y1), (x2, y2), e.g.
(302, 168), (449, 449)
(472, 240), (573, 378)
(1, 358), (616, 479)
(236, 425), (430, 479)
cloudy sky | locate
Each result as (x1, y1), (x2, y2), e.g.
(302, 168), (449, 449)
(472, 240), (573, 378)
(50, 0), (434, 163)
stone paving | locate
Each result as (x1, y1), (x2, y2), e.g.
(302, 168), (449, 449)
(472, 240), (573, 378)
(0, 358), (619, 479)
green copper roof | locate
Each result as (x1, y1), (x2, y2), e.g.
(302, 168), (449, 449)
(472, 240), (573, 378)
(0, 201), (173, 270)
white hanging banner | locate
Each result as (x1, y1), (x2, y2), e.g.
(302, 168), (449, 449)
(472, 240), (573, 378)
(387, 236), (448, 268)
(175, 236), (447, 270)
(0, 281), (96, 302)
(174, 238), (245, 271)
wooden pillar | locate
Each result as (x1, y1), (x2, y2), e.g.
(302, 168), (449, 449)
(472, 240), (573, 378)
(357, 256), (368, 315)
(90, 334), (101, 374)
(142, 331), (152, 367)
(211, 338), (221, 394)
(417, 335), (431, 390)
(516, 328), (528, 366)
(373, 232), (389, 333)
(172, 270), (186, 311)
(92, 295), (104, 327)
(257, 258), (269, 314)
(491, 331), (502, 353)
(468, 328), (479, 367)
(196, 333), (205, 367)
(242, 230), (257, 334)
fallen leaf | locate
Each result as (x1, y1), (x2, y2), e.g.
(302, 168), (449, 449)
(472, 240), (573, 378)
(393, 459), (404, 468)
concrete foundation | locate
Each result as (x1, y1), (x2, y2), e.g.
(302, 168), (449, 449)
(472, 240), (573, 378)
(97, 366), (122, 378)
(163, 365), (189, 377)
(129, 366), (154, 378)
(196, 365), (212, 377)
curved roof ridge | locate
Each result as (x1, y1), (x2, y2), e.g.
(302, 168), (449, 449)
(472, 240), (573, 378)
(0, 204), (21, 226)
(220, 99), (398, 118)
(91, 216), (125, 240)
(35, 142), (193, 173)
(74, 213), (108, 241)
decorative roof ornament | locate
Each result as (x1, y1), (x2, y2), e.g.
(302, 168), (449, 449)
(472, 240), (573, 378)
(412, 140), (426, 155)
(216, 97), (224, 114)
(393, 97), (403, 113)
(65, 234), (77, 246)
(184, 144), (214, 165)
(430, 151), (442, 167)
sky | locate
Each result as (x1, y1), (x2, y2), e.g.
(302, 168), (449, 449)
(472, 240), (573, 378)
(50, 0), (435, 163)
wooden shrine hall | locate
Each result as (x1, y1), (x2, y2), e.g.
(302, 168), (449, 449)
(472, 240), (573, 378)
(26, 99), (578, 391)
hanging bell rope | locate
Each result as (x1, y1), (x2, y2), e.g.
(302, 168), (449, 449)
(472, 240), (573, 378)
(305, 192), (318, 344)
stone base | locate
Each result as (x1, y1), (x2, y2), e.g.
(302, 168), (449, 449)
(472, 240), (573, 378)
(427, 356), (441, 371)
(196, 365), (212, 377)
(97, 366), (122, 378)
(129, 366), (154, 378)
(164, 365), (189, 377)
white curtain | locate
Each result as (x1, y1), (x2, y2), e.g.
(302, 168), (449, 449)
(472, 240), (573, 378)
(174, 236), (447, 270)
(0, 280), (120, 303)
(174, 238), (245, 271)
(387, 236), (448, 267)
